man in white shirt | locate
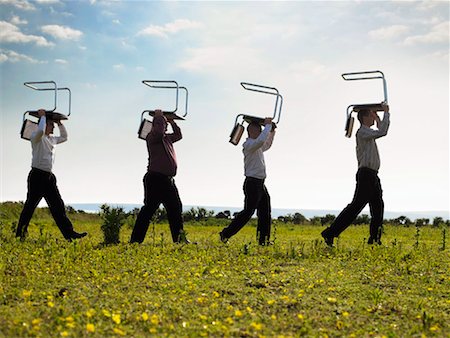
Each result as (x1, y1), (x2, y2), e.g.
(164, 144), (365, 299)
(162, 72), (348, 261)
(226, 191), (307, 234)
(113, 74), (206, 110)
(321, 103), (390, 246)
(220, 117), (275, 245)
(16, 109), (87, 241)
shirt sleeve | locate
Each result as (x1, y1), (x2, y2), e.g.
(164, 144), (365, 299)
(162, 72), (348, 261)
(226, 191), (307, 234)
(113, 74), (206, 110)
(55, 124), (68, 144)
(167, 121), (182, 143)
(243, 123), (272, 153)
(31, 116), (46, 144)
(357, 112), (390, 140)
(262, 129), (275, 152)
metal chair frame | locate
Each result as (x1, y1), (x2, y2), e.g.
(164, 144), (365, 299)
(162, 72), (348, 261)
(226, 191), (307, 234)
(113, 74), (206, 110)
(229, 82), (283, 145)
(21, 81), (72, 140)
(342, 70), (388, 138)
(138, 80), (189, 140)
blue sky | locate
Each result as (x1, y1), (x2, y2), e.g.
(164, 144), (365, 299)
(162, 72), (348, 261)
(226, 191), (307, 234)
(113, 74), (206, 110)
(1, 0), (449, 215)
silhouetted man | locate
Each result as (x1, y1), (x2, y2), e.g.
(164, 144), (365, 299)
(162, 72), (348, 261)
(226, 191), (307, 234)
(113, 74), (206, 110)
(130, 109), (191, 244)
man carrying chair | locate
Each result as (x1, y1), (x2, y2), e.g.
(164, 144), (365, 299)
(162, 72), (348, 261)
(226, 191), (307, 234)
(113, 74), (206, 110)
(220, 117), (276, 245)
(16, 109), (87, 241)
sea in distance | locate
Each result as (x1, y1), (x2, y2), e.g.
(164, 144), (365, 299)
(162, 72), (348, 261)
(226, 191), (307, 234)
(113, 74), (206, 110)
(69, 203), (449, 221)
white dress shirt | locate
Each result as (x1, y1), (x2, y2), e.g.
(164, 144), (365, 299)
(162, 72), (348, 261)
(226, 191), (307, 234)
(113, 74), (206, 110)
(356, 112), (390, 171)
(243, 123), (274, 179)
(31, 116), (68, 172)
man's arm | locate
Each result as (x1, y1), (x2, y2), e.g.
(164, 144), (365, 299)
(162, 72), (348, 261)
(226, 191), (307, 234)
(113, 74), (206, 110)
(244, 118), (273, 152)
(55, 121), (68, 144)
(359, 105), (390, 140)
(31, 109), (46, 144)
(262, 125), (276, 152)
(167, 119), (182, 143)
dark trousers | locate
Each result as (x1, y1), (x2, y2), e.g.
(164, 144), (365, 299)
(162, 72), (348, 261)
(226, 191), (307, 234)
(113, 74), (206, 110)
(16, 168), (75, 239)
(130, 172), (184, 243)
(323, 167), (384, 241)
(221, 177), (271, 245)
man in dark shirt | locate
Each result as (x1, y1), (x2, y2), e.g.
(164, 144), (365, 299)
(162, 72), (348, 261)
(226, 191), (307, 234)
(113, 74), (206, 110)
(130, 110), (190, 244)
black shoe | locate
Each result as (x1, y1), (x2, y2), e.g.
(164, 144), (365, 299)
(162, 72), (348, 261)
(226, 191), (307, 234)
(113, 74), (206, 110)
(219, 232), (228, 244)
(368, 237), (382, 245)
(321, 230), (334, 247)
(68, 231), (88, 240)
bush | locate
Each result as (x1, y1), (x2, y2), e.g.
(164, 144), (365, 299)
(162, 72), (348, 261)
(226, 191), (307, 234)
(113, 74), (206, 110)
(100, 204), (126, 245)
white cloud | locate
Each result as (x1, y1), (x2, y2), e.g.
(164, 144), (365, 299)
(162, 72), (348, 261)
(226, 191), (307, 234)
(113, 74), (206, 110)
(0, 49), (44, 63)
(41, 24), (83, 41)
(55, 58), (68, 64)
(0, 0), (35, 10)
(35, 0), (61, 4)
(369, 25), (410, 40)
(177, 45), (268, 80)
(289, 60), (328, 77)
(404, 21), (449, 45)
(138, 19), (202, 38)
(0, 21), (54, 46)
(10, 15), (28, 25)
(113, 19), (121, 25)
(84, 82), (97, 89)
(113, 63), (124, 71)
(416, 0), (442, 11)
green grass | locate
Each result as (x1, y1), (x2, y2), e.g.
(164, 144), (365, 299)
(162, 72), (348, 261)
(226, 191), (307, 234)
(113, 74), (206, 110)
(0, 213), (449, 337)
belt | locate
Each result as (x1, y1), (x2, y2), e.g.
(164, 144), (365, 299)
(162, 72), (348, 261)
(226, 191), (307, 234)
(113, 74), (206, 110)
(148, 171), (174, 179)
(245, 176), (265, 182)
(358, 167), (378, 174)
(31, 167), (52, 175)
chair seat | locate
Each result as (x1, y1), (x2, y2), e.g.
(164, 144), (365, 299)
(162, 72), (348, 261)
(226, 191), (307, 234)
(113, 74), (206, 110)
(28, 110), (68, 120)
(147, 111), (185, 120)
(242, 115), (265, 125)
(352, 103), (384, 112)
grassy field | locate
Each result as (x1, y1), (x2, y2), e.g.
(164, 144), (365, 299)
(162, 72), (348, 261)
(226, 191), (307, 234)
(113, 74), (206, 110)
(0, 206), (449, 337)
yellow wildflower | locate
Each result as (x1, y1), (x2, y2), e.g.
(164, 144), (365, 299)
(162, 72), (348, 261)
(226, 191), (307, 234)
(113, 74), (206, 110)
(60, 331), (69, 337)
(327, 297), (337, 304)
(86, 323), (95, 333)
(113, 327), (125, 335)
(32, 318), (42, 326)
(22, 290), (32, 298)
(142, 312), (149, 321)
(150, 314), (159, 325)
(430, 325), (439, 332)
(250, 322), (262, 330)
(112, 314), (121, 324)
(235, 310), (243, 317)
